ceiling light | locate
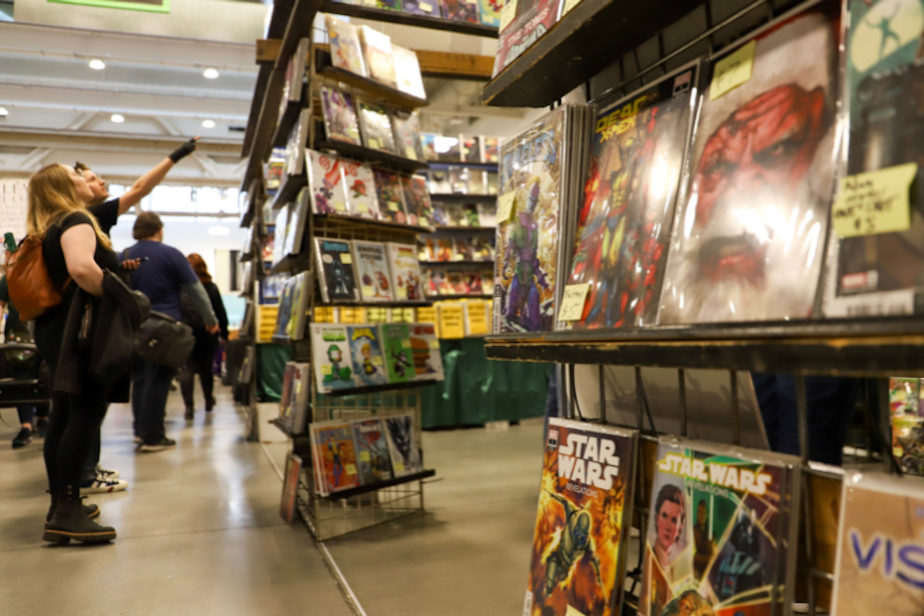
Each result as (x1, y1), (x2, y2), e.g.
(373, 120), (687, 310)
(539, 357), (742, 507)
(208, 225), (230, 236)
(111, 113), (125, 123)
(203, 68), (219, 79)
(202, 119), (216, 128)
(89, 59), (106, 70)
(0, 107), (8, 117)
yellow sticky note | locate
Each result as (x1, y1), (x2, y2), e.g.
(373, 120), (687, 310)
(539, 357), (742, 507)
(360, 451), (371, 462)
(429, 339), (440, 350)
(341, 253), (353, 265)
(372, 355), (383, 366)
(405, 145), (417, 160)
(833, 163), (917, 238)
(710, 40), (756, 101)
(363, 284), (374, 297)
(322, 364), (332, 375)
(369, 138), (381, 149)
(419, 1), (433, 10)
(496, 191), (516, 223)
(346, 464), (357, 475)
(499, 0), (517, 31)
(401, 338), (411, 348)
(560, 0), (581, 17)
(363, 0), (376, 6)
(334, 201), (347, 212)
(388, 201), (400, 212)
(393, 462), (405, 474)
(558, 283), (590, 321)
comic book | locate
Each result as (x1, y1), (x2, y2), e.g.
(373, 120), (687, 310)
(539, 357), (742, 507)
(832, 472), (924, 614)
(283, 188), (309, 257)
(429, 169), (452, 193)
(566, 62), (699, 330)
(279, 454), (302, 524)
(358, 26), (397, 87)
(525, 419), (637, 616)
(889, 377), (924, 476)
(463, 271), (483, 294)
(306, 150), (349, 215)
(478, 0), (501, 26)
(638, 438), (801, 616)
(351, 240), (395, 302)
(341, 159), (380, 220)
(351, 418), (394, 485)
(392, 45), (426, 100)
(286, 272), (310, 340)
(460, 135), (483, 163)
(386, 242), (425, 301)
(487, 170), (499, 195)
(274, 277), (295, 337)
(449, 166), (469, 193)
(447, 271), (466, 294)
(408, 322), (444, 380)
(476, 203), (496, 227)
(379, 323), (414, 384)
(469, 170), (487, 195)
(320, 85), (361, 145)
(660, 2), (840, 325)
(383, 413), (423, 476)
(439, 0), (479, 20)
(403, 0), (437, 15)
(358, 100), (397, 154)
(392, 110), (425, 161)
(824, 0), (924, 317)
(347, 325), (388, 386)
(493, 0), (562, 76)
(399, 174), (434, 228)
(471, 237), (494, 261)
(372, 168), (409, 224)
(452, 238), (472, 260)
(310, 420), (361, 494)
(314, 238), (360, 302)
(435, 237), (454, 261)
(310, 324), (355, 394)
(483, 137), (500, 163)
(287, 361), (311, 434)
(421, 134), (438, 161)
(430, 269), (451, 295)
(326, 15), (367, 78)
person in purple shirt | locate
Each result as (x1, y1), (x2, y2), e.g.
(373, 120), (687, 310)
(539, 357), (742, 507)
(124, 212), (218, 452)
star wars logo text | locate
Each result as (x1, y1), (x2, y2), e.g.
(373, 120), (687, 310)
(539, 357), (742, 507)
(657, 453), (772, 496)
(849, 531), (924, 591)
(556, 433), (620, 490)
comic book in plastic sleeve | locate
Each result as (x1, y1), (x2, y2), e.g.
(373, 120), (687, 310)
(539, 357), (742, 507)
(351, 240), (395, 302)
(439, 0), (479, 21)
(824, 0), (924, 317)
(320, 85), (361, 146)
(379, 323), (414, 384)
(492, 0), (562, 77)
(358, 26), (397, 87)
(372, 168), (409, 225)
(358, 100), (397, 154)
(831, 471), (924, 615)
(638, 437), (801, 616)
(351, 418), (393, 485)
(309, 324), (355, 394)
(478, 0), (501, 26)
(659, 1), (840, 325)
(402, 0), (438, 16)
(565, 62), (700, 330)
(347, 325), (388, 386)
(310, 420), (361, 493)
(385, 242), (425, 301)
(326, 15), (367, 78)
(383, 413), (423, 476)
(400, 174), (435, 228)
(524, 418), (637, 616)
(494, 107), (566, 333)
(408, 322), (444, 380)
(306, 149), (349, 215)
(392, 45), (426, 100)
(341, 160), (380, 220)
(392, 110), (426, 162)
(313, 237), (359, 302)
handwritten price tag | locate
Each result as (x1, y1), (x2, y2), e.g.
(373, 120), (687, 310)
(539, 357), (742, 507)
(346, 464), (357, 475)
(340, 253), (353, 265)
(334, 200), (347, 212)
(833, 163), (916, 237)
(710, 40), (756, 101)
(499, 0), (517, 31)
(558, 284), (590, 321)
(388, 201), (400, 212)
(405, 145), (417, 160)
(496, 191), (516, 223)
(360, 451), (371, 462)
(419, 1), (433, 11)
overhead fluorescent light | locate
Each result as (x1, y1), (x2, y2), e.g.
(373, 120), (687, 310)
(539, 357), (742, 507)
(89, 59), (106, 70)
(208, 225), (230, 236)
(203, 68), (219, 79)
(202, 119), (216, 128)
(111, 113), (125, 123)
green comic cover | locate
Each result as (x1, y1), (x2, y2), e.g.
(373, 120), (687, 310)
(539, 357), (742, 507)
(379, 323), (412, 384)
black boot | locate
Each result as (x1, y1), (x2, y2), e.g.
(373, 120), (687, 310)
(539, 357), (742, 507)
(46, 491), (100, 523)
(43, 488), (115, 544)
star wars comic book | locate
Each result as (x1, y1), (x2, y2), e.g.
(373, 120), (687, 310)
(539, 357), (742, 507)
(351, 240), (395, 302)
(314, 237), (360, 302)
(383, 413), (423, 476)
(310, 420), (361, 495)
(358, 26), (397, 87)
(659, 1), (840, 325)
(310, 324), (356, 395)
(326, 15), (367, 78)
(392, 45), (426, 100)
(347, 325), (388, 386)
(638, 438), (801, 616)
(351, 418), (394, 485)
(492, 0), (561, 77)
(341, 159), (380, 220)
(379, 323), (414, 384)
(824, 0), (924, 317)
(408, 322), (444, 380)
(524, 418), (637, 616)
(306, 149), (350, 215)
(358, 100), (397, 154)
(392, 110), (425, 162)
(386, 242), (425, 301)
(320, 85), (361, 146)
(564, 62), (700, 330)
(831, 471), (924, 614)
(372, 168), (409, 225)
(399, 174), (435, 228)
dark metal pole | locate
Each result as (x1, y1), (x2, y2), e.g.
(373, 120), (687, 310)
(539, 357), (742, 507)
(730, 370), (740, 446)
(679, 368), (687, 437)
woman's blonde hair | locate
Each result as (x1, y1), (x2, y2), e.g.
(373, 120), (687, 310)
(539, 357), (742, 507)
(28, 163), (111, 249)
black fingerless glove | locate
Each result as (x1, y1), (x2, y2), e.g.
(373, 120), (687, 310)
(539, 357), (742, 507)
(169, 139), (197, 163)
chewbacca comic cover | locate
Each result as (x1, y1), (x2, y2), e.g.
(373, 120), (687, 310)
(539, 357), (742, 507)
(525, 419), (637, 616)
(494, 107), (566, 333)
(638, 439), (800, 616)
(659, 0), (840, 324)
(566, 63), (699, 329)
(825, 0), (924, 317)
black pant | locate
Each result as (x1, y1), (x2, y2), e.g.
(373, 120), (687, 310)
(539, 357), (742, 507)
(13, 365), (49, 426)
(43, 383), (111, 495)
(179, 336), (217, 409)
(132, 357), (178, 443)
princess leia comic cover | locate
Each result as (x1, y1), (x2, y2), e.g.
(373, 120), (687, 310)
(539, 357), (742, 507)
(565, 62), (700, 329)
(659, 0), (840, 324)
(638, 438), (800, 616)
(525, 419), (637, 616)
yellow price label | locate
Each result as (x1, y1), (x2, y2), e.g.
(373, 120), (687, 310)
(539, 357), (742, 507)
(710, 40), (756, 101)
(496, 191), (516, 223)
(360, 451), (371, 461)
(499, 0), (517, 31)
(388, 201), (400, 211)
(558, 283), (590, 322)
(346, 464), (357, 475)
(419, 0), (433, 10)
(341, 253), (353, 265)
(833, 163), (917, 238)
(362, 284), (374, 296)
(405, 145), (417, 160)
(322, 364), (332, 375)
(393, 462), (405, 473)
(363, 0), (376, 5)
(401, 339), (411, 348)
(334, 201), (347, 212)
(372, 356), (383, 366)
(560, 0), (581, 17)
(360, 203), (370, 213)
(429, 339), (440, 350)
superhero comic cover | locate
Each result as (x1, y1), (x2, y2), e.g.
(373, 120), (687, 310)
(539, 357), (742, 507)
(326, 15), (367, 78)
(341, 159), (380, 220)
(309, 324), (355, 394)
(320, 85), (361, 146)
(383, 413), (423, 477)
(351, 240), (395, 302)
(351, 418), (394, 484)
(310, 420), (361, 494)
(306, 149), (350, 215)
(493, 0), (562, 77)
(379, 323), (414, 384)
(347, 324), (388, 386)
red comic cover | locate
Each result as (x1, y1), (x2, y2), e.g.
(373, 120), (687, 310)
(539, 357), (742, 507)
(492, 0), (562, 77)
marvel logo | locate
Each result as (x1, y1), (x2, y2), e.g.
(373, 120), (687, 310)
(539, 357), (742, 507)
(842, 270), (878, 291)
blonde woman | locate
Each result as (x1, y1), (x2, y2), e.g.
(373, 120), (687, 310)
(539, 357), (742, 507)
(28, 163), (120, 544)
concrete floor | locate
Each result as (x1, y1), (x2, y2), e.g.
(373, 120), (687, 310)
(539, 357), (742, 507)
(0, 386), (550, 616)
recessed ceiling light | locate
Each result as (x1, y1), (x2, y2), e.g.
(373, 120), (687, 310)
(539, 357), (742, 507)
(111, 113), (125, 123)
(0, 107), (8, 117)
(89, 59), (106, 70)
(202, 119), (216, 128)
(203, 68), (219, 79)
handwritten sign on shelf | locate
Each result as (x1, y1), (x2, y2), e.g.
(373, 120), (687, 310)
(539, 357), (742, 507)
(558, 284), (590, 322)
(832, 163), (917, 238)
(710, 40), (756, 101)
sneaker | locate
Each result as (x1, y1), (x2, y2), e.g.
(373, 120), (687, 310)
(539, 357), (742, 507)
(35, 418), (48, 438)
(138, 437), (177, 452)
(80, 475), (129, 494)
(12, 427), (32, 449)
(96, 465), (120, 480)
(184, 406), (195, 420)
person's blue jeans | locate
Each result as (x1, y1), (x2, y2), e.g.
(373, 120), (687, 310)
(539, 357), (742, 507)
(132, 357), (178, 443)
(751, 373), (861, 466)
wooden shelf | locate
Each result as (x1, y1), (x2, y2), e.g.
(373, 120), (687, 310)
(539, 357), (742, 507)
(314, 137), (429, 173)
(313, 212), (434, 234)
(272, 91), (307, 149)
(429, 193), (496, 202)
(482, 0), (704, 107)
(269, 253), (311, 275)
(316, 49), (428, 110)
(320, 0), (498, 37)
(325, 469), (437, 501)
(432, 225), (495, 231)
